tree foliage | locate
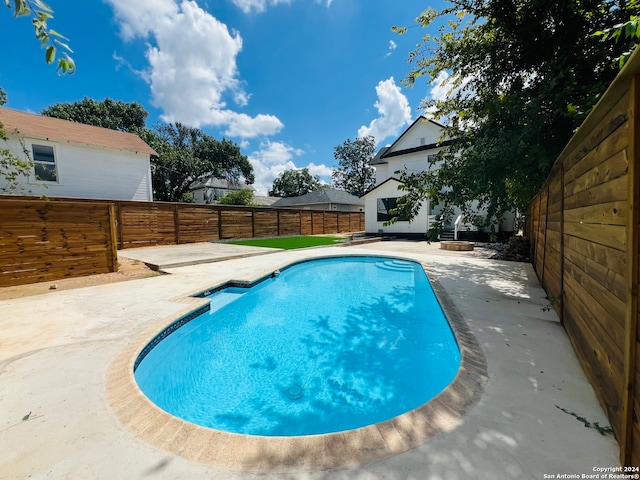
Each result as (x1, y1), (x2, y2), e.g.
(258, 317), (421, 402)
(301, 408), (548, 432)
(331, 136), (376, 197)
(391, 0), (640, 229)
(595, 15), (640, 68)
(42, 97), (147, 132)
(0, 87), (34, 193)
(40, 97), (253, 203)
(219, 188), (255, 205)
(269, 168), (322, 197)
(4, 0), (74, 74)
(140, 123), (254, 203)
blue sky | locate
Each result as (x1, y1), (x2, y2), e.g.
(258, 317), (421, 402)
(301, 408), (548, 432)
(1, 0), (446, 195)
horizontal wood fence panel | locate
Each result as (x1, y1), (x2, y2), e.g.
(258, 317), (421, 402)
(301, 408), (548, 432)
(279, 212), (301, 237)
(527, 54), (640, 463)
(564, 149), (629, 198)
(0, 200), (117, 286)
(1, 196), (364, 286)
(254, 211), (279, 238)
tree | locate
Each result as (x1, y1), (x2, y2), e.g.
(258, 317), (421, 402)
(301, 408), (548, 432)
(41, 97), (148, 132)
(4, 0), (74, 73)
(331, 136), (375, 197)
(140, 123), (253, 202)
(0, 87), (34, 193)
(219, 188), (254, 206)
(269, 168), (322, 197)
(390, 1), (640, 228)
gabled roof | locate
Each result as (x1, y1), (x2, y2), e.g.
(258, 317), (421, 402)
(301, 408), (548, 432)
(361, 177), (404, 198)
(189, 176), (255, 191)
(0, 107), (157, 156)
(272, 187), (364, 207)
(369, 116), (451, 165)
(370, 147), (390, 165)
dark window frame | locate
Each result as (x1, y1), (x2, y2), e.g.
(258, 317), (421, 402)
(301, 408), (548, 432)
(32, 144), (58, 183)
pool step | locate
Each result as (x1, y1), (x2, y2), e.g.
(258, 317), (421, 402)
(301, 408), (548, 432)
(207, 288), (248, 313)
(375, 260), (415, 273)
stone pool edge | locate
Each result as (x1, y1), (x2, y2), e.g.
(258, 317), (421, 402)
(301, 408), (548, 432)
(105, 258), (489, 474)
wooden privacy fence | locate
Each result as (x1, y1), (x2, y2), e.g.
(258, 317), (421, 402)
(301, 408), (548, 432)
(0, 196), (365, 285)
(0, 200), (118, 287)
(527, 49), (640, 465)
(112, 201), (364, 248)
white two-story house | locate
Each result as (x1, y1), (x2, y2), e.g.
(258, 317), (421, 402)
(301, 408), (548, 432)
(362, 116), (515, 239)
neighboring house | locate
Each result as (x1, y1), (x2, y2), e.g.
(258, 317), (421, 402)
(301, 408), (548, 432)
(189, 176), (255, 204)
(272, 187), (364, 212)
(0, 107), (157, 201)
(362, 116), (515, 238)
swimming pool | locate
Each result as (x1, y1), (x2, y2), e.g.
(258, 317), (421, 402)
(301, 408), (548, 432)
(134, 256), (461, 436)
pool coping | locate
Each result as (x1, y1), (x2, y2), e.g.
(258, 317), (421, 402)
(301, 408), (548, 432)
(106, 257), (489, 473)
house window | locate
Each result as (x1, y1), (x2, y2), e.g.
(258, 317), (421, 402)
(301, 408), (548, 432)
(32, 144), (58, 182)
(427, 154), (436, 163)
(377, 197), (409, 222)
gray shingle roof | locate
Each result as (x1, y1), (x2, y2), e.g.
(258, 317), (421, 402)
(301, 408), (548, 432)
(271, 187), (364, 207)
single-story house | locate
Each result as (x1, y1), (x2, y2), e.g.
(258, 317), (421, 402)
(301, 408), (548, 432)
(362, 116), (514, 238)
(189, 176), (255, 204)
(0, 107), (157, 201)
(272, 187), (364, 212)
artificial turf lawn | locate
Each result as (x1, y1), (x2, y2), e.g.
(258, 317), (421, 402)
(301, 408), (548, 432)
(225, 236), (345, 250)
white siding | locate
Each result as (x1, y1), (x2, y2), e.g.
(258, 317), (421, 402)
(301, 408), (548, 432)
(363, 179), (430, 234)
(387, 120), (443, 152)
(3, 136), (153, 201)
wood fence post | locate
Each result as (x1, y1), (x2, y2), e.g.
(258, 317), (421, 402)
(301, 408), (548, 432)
(217, 207), (222, 240)
(277, 211), (281, 237)
(173, 204), (180, 244)
(108, 204), (119, 272)
(116, 201), (124, 249)
(559, 162), (565, 325)
(251, 208), (256, 238)
(621, 74), (640, 466)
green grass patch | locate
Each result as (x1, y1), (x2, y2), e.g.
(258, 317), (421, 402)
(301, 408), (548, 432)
(225, 236), (345, 250)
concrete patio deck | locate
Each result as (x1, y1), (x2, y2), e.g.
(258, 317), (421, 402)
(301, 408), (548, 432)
(0, 240), (620, 479)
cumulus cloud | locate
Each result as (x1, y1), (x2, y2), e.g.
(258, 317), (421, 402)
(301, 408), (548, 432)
(357, 77), (411, 144)
(106, 0), (283, 138)
(247, 141), (332, 195)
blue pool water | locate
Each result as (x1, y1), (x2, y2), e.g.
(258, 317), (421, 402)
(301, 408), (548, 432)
(134, 256), (460, 436)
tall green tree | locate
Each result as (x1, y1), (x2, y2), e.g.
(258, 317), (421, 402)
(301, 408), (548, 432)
(4, 0), (74, 73)
(331, 136), (375, 197)
(41, 97), (147, 132)
(390, 0), (639, 228)
(269, 168), (322, 197)
(140, 123), (253, 202)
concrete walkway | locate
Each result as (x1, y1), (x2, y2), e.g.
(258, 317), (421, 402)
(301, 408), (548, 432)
(0, 241), (619, 479)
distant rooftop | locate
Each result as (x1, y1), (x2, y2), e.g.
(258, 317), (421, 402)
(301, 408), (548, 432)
(271, 187), (364, 207)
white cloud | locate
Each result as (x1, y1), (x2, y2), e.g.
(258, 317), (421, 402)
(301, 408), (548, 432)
(231, 0), (291, 14)
(357, 77), (411, 144)
(247, 141), (332, 195)
(385, 40), (397, 57)
(106, 0), (283, 138)
(231, 0), (332, 13)
(426, 70), (475, 123)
